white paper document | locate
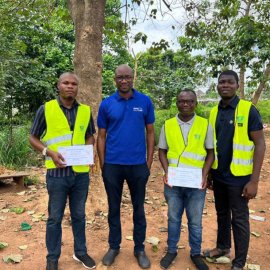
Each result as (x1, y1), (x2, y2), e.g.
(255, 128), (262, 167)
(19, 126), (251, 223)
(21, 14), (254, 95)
(168, 166), (202, 188)
(58, 145), (94, 166)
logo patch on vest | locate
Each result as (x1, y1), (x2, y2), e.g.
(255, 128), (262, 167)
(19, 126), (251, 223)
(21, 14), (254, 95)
(236, 115), (244, 127)
(194, 134), (201, 140)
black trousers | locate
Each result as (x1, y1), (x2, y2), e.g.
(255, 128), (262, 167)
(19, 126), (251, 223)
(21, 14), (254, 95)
(213, 180), (250, 268)
(102, 163), (150, 252)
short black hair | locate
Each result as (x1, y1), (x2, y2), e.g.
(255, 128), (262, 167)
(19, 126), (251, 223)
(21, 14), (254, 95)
(218, 70), (239, 84)
(177, 88), (197, 99)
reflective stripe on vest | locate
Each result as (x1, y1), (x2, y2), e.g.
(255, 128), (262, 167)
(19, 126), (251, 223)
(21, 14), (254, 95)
(42, 99), (91, 172)
(43, 134), (72, 147)
(209, 99), (254, 176)
(165, 115), (208, 168)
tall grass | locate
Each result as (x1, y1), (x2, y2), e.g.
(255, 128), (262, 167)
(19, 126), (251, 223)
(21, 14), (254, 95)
(0, 124), (41, 169)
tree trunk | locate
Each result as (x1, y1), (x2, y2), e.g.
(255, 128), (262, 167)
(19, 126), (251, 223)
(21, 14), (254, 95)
(239, 65), (245, 99)
(251, 63), (270, 105)
(67, 0), (106, 117)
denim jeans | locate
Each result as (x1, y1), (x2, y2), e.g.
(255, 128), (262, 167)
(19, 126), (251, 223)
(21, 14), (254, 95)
(164, 185), (206, 255)
(102, 163), (150, 252)
(46, 172), (90, 261)
(213, 180), (250, 268)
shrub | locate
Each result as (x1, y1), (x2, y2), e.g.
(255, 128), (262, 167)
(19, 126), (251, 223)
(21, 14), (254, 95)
(0, 124), (41, 169)
(256, 100), (270, 123)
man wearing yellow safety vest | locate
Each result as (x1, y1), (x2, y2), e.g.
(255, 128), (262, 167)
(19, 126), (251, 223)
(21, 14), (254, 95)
(203, 70), (266, 270)
(29, 72), (96, 270)
(158, 89), (214, 270)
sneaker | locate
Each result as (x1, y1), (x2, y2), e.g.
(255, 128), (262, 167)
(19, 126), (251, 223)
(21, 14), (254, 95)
(102, 248), (120, 266)
(46, 260), (58, 270)
(73, 254), (96, 269)
(190, 254), (209, 270)
(134, 251), (151, 269)
(160, 252), (177, 269)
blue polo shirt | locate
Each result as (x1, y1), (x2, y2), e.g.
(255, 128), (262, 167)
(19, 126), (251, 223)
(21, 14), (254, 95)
(211, 96), (263, 186)
(97, 89), (155, 165)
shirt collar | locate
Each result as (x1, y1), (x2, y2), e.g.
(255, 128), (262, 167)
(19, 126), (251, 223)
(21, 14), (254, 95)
(218, 95), (239, 109)
(176, 113), (196, 125)
(57, 96), (79, 109)
(115, 88), (137, 101)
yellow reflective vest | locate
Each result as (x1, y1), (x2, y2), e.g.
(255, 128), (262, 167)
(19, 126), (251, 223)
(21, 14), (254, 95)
(42, 99), (91, 172)
(209, 99), (254, 176)
(165, 115), (208, 168)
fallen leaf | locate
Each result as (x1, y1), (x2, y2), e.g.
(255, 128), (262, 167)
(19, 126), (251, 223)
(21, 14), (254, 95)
(27, 211), (35, 215)
(251, 231), (260, 237)
(0, 216), (7, 221)
(247, 263), (261, 270)
(0, 242), (8, 249)
(16, 191), (26, 196)
(20, 222), (32, 231)
(249, 214), (266, 222)
(177, 245), (185, 249)
(249, 209), (255, 214)
(1, 209), (9, 213)
(18, 245), (28, 250)
(10, 207), (25, 214)
(152, 245), (158, 252)
(126, 236), (133, 241)
(3, 254), (23, 263)
(146, 236), (160, 246)
(159, 227), (168, 232)
(206, 256), (230, 264)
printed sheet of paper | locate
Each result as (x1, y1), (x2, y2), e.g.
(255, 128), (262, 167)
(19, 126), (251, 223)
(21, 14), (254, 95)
(168, 166), (202, 188)
(58, 145), (94, 166)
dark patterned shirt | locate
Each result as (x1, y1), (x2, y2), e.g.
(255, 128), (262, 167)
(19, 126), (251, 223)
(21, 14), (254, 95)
(30, 97), (96, 177)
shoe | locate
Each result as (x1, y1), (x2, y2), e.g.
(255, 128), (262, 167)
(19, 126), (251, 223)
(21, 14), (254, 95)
(160, 252), (177, 269)
(46, 260), (58, 270)
(102, 248), (120, 266)
(231, 266), (243, 270)
(190, 255), (209, 270)
(203, 247), (230, 259)
(134, 251), (151, 269)
(73, 254), (96, 269)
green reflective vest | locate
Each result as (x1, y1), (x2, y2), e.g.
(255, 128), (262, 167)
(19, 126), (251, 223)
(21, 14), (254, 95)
(209, 99), (254, 176)
(165, 115), (208, 168)
(42, 99), (91, 172)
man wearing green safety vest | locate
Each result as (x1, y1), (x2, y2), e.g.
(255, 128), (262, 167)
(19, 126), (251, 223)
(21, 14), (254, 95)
(203, 70), (266, 270)
(29, 72), (96, 270)
(158, 89), (214, 270)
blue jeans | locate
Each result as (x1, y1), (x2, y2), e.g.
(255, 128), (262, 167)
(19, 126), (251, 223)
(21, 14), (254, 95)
(102, 163), (150, 252)
(46, 173), (90, 261)
(164, 185), (206, 255)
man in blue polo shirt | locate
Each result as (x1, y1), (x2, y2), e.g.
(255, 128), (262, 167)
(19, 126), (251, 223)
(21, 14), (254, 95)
(97, 64), (155, 269)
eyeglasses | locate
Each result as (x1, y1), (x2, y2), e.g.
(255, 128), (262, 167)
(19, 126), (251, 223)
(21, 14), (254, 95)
(116, 76), (133, 81)
(178, 99), (196, 105)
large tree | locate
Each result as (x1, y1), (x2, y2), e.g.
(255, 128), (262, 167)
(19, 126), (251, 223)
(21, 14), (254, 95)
(67, 0), (106, 116)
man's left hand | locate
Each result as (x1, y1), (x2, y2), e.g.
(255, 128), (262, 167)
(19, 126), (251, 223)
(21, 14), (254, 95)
(242, 181), (258, 200)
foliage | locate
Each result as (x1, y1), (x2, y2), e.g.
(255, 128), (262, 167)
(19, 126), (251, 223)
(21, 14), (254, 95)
(135, 49), (207, 109)
(256, 100), (270, 123)
(179, 0), (270, 99)
(0, 125), (41, 169)
(24, 175), (40, 186)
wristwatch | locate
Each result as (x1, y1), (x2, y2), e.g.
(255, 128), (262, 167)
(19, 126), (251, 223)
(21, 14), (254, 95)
(42, 147), (47, 156)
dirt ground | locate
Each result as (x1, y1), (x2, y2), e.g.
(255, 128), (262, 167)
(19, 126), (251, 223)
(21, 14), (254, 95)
(0, 128), (269, 270)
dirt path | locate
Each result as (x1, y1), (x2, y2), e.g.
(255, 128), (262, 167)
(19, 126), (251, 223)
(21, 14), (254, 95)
(0, 129), (269, 270)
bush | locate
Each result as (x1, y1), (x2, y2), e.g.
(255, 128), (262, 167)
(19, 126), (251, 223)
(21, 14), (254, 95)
(0, 124), (41, 169)
(256, 100), (270, 123)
